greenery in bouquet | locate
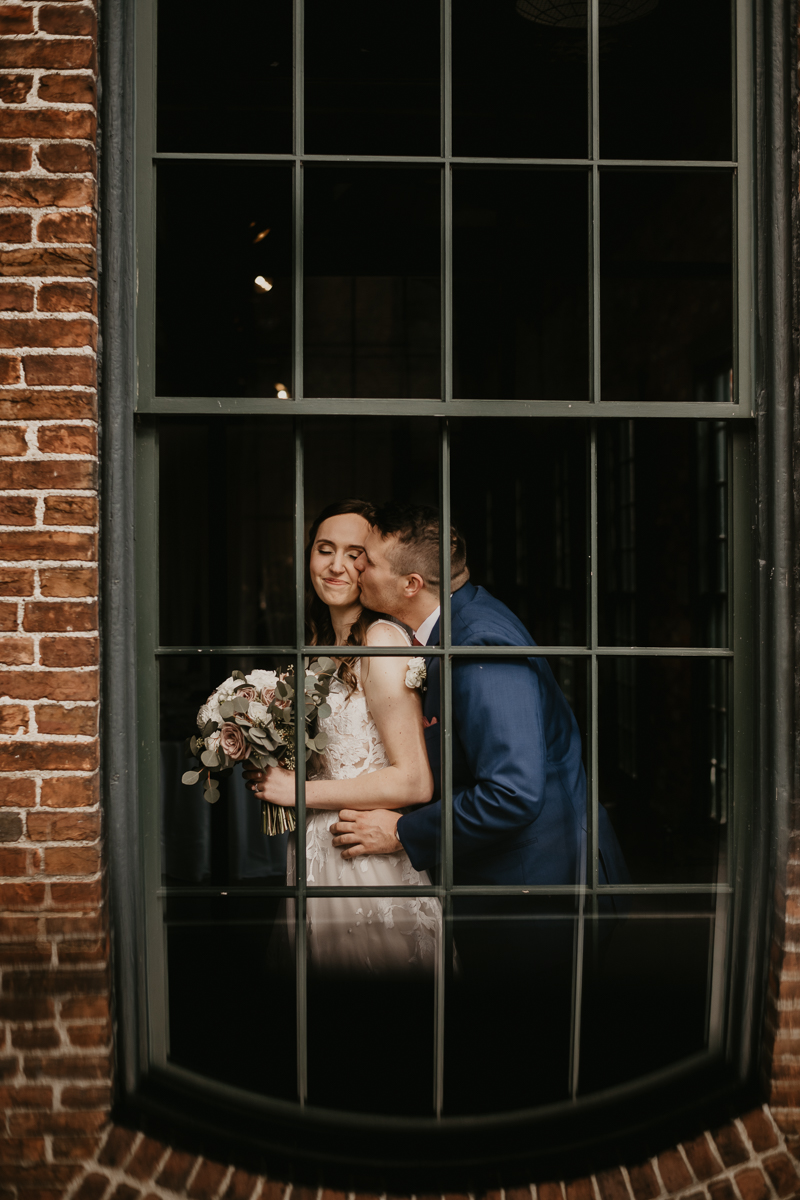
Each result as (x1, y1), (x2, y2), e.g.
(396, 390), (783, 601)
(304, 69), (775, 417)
(181, 658), (337, 835)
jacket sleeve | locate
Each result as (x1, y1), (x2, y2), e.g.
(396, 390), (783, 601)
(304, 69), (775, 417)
(398, 657), (547, 873)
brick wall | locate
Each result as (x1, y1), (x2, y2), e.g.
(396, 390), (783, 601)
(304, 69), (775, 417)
(2, 3), (800, 1199)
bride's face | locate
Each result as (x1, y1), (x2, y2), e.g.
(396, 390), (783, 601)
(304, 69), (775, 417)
(309, 513), (370, 609)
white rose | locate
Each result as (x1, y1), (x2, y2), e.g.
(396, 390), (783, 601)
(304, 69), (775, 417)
(247, 669), (278, 691)
(405, 657), (427, 691)
(196, 703), (213, 730)
(247, 700), (270, 726)
(206, 731), (221, 752)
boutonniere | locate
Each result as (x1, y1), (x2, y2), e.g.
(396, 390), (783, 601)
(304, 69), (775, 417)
(405, 656), (427, 693)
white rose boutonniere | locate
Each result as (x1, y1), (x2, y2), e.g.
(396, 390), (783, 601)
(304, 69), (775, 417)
(405, 657), (427, 691)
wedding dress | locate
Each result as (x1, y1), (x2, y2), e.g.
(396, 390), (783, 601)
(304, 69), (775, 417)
(285, 621), (441, 974)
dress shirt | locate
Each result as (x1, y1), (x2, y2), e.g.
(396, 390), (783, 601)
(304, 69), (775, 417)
(414, 606), (441, 647)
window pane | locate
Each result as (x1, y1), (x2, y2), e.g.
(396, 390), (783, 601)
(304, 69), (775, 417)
(453, 169), (589, 401)
(304, 0), (440, 155)
(579, 896), (721, 1094)
(452, 0), (588, 158)
(156, 164), (292, 399)
(306, 896), (437, 1115)
(598, 420), (729, 648)
(451, 418), (588, 645)
(304, 168), (441, 398)
(164, 894), (297, 1101)
(157, 0), (292, 154)
(159, 417), (295, 647)
(444, 897), (577, 1113)
(598, 657), (728, 884)
(599, 0), (732, 161)
(160, 655), (291, 887)
(600, 171), (733, 405)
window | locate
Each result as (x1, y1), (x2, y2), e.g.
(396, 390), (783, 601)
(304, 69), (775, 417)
(114, 0), (772, 1179)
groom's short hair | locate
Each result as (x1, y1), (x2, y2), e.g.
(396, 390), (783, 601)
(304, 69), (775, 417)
(370, 502), (468, 591)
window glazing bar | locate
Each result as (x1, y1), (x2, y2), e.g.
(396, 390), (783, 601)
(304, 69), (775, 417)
(293, 417), (307, 1107)
(156, 882), (734, 899)
(154, 645), (735, 658)
(152, 153), (738, 170)
(139, 398), (755, 418)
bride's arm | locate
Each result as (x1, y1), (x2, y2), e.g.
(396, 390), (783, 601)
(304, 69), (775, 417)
(247, 624), (434, 811)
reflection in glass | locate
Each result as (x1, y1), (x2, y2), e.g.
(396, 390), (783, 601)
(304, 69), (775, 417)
(599, 0), (732, 161)
(600, 171), (733, 405)
(452, 0), (587, 158)
(598, 657), (728, 884)
(304, 0), (439, 155)
(453, 169), (589, 401)
(306, 898), (436, 1115)
(451, 418), (587, 644)
(304, 168), (441, 398)
(445, 898), (576, 1113)
(159, 656), (290, 886)
(579, 897), (720, 1094)
(164, 894), (296, 1101)
(598, 420), (728, 647)
(156, 163), (292, 398)
(159, 418), (294, 647)
(157, 0), (293, 154)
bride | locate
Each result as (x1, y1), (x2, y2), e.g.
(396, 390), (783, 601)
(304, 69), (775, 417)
(244, 499), (441, 974)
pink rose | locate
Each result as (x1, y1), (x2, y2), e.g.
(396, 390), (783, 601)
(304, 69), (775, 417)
(219, 721), (251, 762)
(234, 685), (257, 702)
(261, 686), (276, 706)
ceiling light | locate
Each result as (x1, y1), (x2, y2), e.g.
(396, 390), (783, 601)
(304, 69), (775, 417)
(254, 275), (273, 292)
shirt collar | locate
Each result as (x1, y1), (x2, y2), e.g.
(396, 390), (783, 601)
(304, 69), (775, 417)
(414, 606), (441, 646)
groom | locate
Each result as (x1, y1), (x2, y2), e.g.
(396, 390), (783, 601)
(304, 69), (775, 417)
(332, 502), (629, 922)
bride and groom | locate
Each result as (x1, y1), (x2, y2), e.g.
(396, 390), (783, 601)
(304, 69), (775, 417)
(244, 498), (628, 975)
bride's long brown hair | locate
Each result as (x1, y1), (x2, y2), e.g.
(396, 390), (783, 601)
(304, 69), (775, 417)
(305, 498), (377, 694)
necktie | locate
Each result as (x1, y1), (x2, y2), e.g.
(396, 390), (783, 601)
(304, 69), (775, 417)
(412, 635), (422, 647)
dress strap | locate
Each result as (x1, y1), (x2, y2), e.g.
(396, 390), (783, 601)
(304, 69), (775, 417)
(368, 619), (412, 647)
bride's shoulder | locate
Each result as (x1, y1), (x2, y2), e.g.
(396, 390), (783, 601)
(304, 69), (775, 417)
(365, 618), (412, 647)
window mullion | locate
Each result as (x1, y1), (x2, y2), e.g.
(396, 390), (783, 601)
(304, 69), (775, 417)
(294, 418), (308, 1106)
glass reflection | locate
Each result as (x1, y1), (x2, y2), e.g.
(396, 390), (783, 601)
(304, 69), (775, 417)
(600, 171), (733, 405)
(598, 420), (729, 647)
(304, 168), (441, 398)
(598, 657), (728, 884)
(453, 0), (588, 158)
(304, 0), (439, 155)
(157, 0), (293, 154)
(599, 0), (732, 161)
(453, 170), (589, 401)
(159, 417), (294, 648)
(156, 163), (292, 399)
(164, 894), (296, 1101)
(579, 896), (721, 1094)
(451, 418), (587, 644)
(159, 655), (290, 887)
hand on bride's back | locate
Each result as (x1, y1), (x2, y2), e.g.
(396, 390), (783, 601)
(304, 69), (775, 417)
(242, 765), (296, 806)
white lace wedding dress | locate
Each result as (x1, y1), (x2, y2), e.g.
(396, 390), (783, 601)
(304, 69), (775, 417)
(285, 621), (441, 974)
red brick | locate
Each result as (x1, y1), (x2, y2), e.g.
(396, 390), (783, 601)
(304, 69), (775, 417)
(0, 178), (95, 211)
(38, 74), (96, 106)
(60, 995), (108, 1021)
(38, 213), (96, 247)
(48, 879), (102, 908)
(0, 742), (98, 773)
(0, 1137), (46, 1162)
(0, 530), (97, 561)
(11, 1028), (61, 1051)
(0, 247), (96, 279)
(0, 882), (46, 910)
(71, 1173), (112, 1200)
(0, 38), (95, 69)
(0, 939), (50, 963)
(0, 704), (29, 734)
(0, 5), (34, 32)
(0, 599), (19, 628)
(257, 1184), (286, 1200)
(44, 495), (98, 527)
(58, 941), (106, 968)
(761, 1153), (800, 1198)
(733, 1169), (770, 1200)
(46, 912), (102, 937)
(0, 777), (36, 807)
(711, 1124), (751, 1168)
(740, 1109), (780, 1151)
(537, 1187), (563, 1200)
(24, 601), (97, 633)
(28, 810), (99, 841)
(0, 668), (97, 700)
(40, 568), (97, 598)
(0, 146), (32, 172)
(0, 283), (34, 313)
(34, 704), (97, 737)
(44, 843), (101, 875)
(62, 1085), (112, 1110)
(0, 426), (28, 455)
(51, 1136), (103, 1161)
(96, 1127), (138, 1169)
(0, 634), (34, 664)
(7, 971), (106, 999)
(564, 1181), (594, 1200)
(109, 1187), (142, 1200)
(222, 1171), (262, 1200)
(0, 568), (34, 597)
(0, 213), (32, 244)
(126, 1137), (168, 1182)
(0, 319), (96, 351)
(23, 355), (96, 388)
(41, 776), (98, 808)
(0, 496), (36, 525)
(38, 425), (97, 455)
(0, 460), (96, 490)
(9, 1112), (106, 1136)
(66, 1023), (110, 1048)
(0, 355), (22, 384)
(0, 913), (38, 936)
(0, 73), (33, 103)
(38, 144), (96, 175)
(155, 1151), (196, 1192)
(0, 846), (31, 875)
(656, 1149), (692, 1192)
(39, 283), (97, 315)
(0, 110), (95, 140)
(39, 4), (96, 36)
(0, 997), (54, 1021)
(187, 1161), (229, 1200)
(0, 1053), (20, 1078)
(0, 383), (97, 419)
(40, 636), (99, 668)
(0, 1084), (53, 1108)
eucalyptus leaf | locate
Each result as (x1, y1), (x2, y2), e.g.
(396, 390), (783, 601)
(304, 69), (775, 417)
(317, 656), (335, 672)
(182, 770), (201, 785)
(317, 703), (331, 720)
(219, 701), (235, 720)
(202, 720), (217, 738)
(314, 730), (329, 750)
(204, 788), (220, 805)
(232, 695), (249, 713)
(200, 749), (219, 768)
(232, 670), (247, 681)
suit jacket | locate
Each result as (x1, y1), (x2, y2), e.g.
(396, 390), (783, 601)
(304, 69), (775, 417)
(397, 581), (629, 888)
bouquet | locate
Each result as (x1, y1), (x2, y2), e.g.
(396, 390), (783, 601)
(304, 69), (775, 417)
(182, 659), (337, 835)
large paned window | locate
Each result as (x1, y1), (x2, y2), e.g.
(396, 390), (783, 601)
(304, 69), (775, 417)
(133, 0), (757, 1172)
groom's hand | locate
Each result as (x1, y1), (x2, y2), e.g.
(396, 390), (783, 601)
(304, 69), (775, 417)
(331, 809), (402, 858)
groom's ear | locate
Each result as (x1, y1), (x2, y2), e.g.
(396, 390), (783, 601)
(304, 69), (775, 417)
(403, 573), (426, 598)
